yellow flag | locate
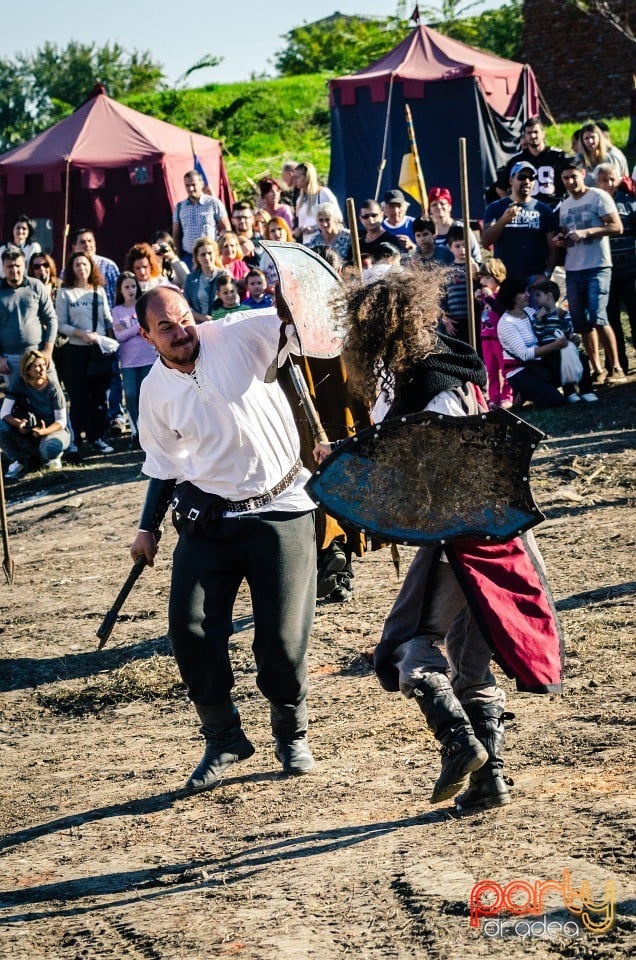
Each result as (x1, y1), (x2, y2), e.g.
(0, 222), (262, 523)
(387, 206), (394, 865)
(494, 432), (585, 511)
(398, 152), (425, 210)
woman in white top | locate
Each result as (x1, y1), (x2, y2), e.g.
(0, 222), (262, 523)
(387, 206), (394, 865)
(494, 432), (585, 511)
(292, 162), (342, 245)
(56, 252), (114, 454)
(0, 215), (42, 279)
(496, 277), (568, 409)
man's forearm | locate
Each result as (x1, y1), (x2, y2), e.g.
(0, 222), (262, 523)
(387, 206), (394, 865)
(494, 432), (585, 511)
(480, 221), (505, 246)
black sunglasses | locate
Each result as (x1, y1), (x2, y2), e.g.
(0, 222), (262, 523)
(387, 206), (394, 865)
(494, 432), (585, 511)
(360, 212), (379, 219)
(515, 173), (536, 182)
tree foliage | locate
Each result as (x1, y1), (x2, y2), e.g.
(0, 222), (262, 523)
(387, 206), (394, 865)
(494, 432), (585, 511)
(419, 0), (486, 22)
(274, 15), (408, 76)
(0, 41), (164, 153)
(274, 3), (525, 78)
(435, 1), (524, 61)
(0, 59), (50, 151)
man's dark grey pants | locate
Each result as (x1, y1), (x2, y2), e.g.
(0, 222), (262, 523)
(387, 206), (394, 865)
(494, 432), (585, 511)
(168, 510), (316, 733)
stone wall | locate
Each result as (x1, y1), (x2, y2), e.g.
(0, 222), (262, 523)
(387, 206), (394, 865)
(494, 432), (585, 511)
(521, 0), (636, 121)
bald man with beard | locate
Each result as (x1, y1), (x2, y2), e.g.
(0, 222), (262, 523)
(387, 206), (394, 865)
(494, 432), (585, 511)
(130, 286), (317, 792)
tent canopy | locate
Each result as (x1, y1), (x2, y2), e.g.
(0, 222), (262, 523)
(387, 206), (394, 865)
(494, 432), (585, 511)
(329, 25), (540, 217)
(0, 85), (232, 266)
(330, 24), (536, 117)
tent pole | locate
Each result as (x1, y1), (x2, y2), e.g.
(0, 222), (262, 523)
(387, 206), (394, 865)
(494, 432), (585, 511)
(458, 138), (477, 351)
(62, 157), (71, 271)
(375, 74), (395, 202)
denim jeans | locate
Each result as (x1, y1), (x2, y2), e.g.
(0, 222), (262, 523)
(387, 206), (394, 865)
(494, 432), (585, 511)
(0, 419), (70, 464)
(121, 364), (153, 433)
(565, 267), (611, 333)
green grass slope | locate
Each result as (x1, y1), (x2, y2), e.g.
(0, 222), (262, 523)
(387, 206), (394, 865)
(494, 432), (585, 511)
(126, 75), (332, 198)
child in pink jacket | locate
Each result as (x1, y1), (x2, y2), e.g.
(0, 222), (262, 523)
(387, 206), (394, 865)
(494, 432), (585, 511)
(476, 258), (513, 409)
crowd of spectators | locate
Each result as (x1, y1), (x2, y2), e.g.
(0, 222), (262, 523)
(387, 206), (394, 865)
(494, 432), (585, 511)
(1, 128), (634, 479)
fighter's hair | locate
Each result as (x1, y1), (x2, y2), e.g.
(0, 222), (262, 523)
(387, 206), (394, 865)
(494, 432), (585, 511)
(337, 267), (443, 404)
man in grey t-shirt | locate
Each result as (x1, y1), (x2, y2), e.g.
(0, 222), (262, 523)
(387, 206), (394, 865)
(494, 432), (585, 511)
(556, 156), (625, 384)
(0, 247), (58, 385)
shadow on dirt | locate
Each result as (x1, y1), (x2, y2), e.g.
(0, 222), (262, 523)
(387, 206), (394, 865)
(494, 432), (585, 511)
(555, 580), (636, 611)
(0, 635), (171, 693)
(1, 805), (450, 917)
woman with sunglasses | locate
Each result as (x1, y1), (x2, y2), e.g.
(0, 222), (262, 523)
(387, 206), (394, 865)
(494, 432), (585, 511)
(481, 162), (559, 284)
(28, 253), (60, 301)
(29, 252), (68, 384)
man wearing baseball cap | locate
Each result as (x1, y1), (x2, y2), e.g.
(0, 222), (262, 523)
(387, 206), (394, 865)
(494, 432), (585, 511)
(482, 161), (559, 283)
(381, 189), (417, 251)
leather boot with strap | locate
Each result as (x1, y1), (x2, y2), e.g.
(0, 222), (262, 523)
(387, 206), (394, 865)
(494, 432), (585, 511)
(185, 699), (255, 793)
(455, 703), (513, 811)
(270, 700), (315, 775)
(413, 673), (488, 804)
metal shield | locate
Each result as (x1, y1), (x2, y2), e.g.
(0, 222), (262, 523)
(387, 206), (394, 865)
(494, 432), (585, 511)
(305, 408), (546, 545)
(261, 240), (344, 358)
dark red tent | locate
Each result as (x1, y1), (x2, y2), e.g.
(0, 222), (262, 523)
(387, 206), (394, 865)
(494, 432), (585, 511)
(329, 25), (541, 213)
(0, 85), (233, 268)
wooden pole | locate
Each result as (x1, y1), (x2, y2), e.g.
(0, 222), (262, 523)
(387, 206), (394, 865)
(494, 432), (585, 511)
(458, 138), (477, 350)
(62, 157), (71, 271)
(375, 74), (396, 201)
(404, 104), (428, 216)
(0, 467), (15, 585)
(346, 197), (363, 279)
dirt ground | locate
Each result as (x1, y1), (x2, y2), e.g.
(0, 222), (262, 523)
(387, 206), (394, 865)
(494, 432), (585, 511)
(0, 375), (634, 960)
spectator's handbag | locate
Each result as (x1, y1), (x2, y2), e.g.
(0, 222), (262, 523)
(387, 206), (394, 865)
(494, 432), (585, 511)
(558, 338), (584, 384)
(86, 290), (115, 379)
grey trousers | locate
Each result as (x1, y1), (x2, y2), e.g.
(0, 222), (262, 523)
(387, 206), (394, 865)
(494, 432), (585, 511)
(168, 510), (316, 724)
(391, 558), (503, 708)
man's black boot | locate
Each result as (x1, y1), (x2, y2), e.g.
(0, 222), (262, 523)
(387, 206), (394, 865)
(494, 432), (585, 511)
(184, 699), (255, 793)
(271, 700), (315, 775)
(316, 540), (347, 599)
(455, 704), (513, 811)
(413, 673), (488, 804)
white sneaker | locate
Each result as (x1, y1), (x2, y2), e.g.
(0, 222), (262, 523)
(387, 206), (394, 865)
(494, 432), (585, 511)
(566, 394), (582, 403)
(6, 461), (25, 478)
(93, 438), (114, 454)
(580, 393), (599, 403)
(46, 456), (63, 470)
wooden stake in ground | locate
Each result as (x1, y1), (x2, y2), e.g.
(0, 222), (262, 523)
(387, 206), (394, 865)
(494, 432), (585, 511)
(346, 197), (363, 278)
(0, 467), (15, 585)
(458, 137), (477, 350)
